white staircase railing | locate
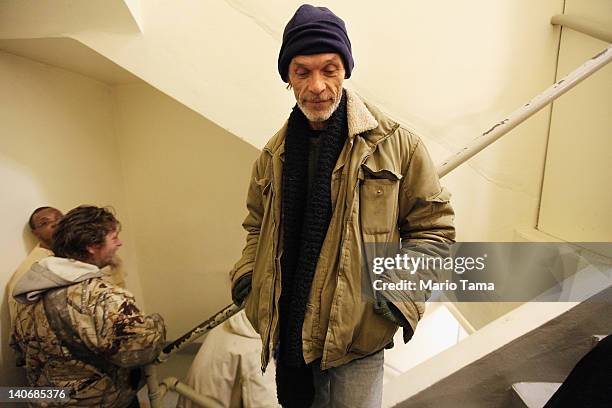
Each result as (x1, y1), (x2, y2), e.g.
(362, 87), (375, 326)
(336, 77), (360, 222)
(437, 43), (611, 178)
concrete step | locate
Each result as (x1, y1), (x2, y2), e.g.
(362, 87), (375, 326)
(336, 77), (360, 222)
(510, 382), (561, 408)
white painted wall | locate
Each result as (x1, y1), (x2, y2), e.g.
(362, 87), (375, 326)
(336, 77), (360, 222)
(0, 0), (140, 38)
(0, 51), (144, 384)
(0, 0), (565, 243)
(111, 83), (259, 339)
(81, 0), (563, 245)
(538, 0), (612, 242)
(74, 0), (294, 149)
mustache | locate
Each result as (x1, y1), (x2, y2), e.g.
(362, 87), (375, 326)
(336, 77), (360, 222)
(301, 94), (334, 103)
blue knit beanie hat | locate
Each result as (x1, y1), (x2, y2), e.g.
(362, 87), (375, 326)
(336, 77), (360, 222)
(278, 4), (354, 82)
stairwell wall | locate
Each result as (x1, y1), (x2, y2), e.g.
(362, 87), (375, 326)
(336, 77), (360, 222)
(0, 51), (144, 385)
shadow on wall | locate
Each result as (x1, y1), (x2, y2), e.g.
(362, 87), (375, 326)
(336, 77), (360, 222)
(111, 82), (261, 339)
(22, 224), (38, 254)
(0, 290), (26, 385)
(1, 224), (37, 386)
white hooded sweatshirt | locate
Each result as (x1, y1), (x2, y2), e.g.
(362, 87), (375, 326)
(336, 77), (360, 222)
(178, 310), (280, 408)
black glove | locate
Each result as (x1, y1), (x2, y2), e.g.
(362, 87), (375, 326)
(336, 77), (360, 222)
(375, 300), (415, 343)
(232, 273), (252, 306)
(374, 299), (409, 326)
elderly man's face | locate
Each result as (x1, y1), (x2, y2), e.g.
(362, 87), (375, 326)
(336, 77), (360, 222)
(288, 53), (345, 129)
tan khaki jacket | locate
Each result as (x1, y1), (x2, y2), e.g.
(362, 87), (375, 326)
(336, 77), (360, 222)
(230, 89), (455, 371)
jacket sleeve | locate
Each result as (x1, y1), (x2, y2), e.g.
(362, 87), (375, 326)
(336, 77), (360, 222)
(398, 135), (455, 244)
(9, 329), (25, 367)
(378, 133), (456, 337)
(70, 282), (166, 368)
(229, 154), (267, 292)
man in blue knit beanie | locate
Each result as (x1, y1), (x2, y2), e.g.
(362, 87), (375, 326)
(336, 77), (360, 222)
(231, 5), (456, 407)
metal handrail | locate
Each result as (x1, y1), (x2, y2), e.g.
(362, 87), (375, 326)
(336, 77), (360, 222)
(438, 15), (612, 178)
(145, 40), (612, 408)
(157, 303), (242, 363)
(145, 304), (242, 407)
(437, 44), (611, 178)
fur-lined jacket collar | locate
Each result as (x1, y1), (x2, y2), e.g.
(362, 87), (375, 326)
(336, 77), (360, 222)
(263, 88), (400, 158)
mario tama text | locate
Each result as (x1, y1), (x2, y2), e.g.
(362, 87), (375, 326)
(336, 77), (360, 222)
(373, 277), (494, 292)
(371, 252), (495, 293)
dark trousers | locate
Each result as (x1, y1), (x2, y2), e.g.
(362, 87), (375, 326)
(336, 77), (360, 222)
(544, 335), (612, 408)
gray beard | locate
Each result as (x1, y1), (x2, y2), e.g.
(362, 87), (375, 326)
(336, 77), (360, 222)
(297, 95), (342, 124)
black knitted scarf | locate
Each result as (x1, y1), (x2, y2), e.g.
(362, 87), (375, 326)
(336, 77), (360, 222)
(276, 91), (348, 408)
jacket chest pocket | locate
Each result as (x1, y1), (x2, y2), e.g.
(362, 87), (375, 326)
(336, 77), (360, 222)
(359, 164), (402, 235)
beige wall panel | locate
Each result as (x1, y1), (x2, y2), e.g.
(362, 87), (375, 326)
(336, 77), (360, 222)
(564, 0), (612, 21)
(112, 84), (259, 339)
(74, 0), (293, 150)
(0, 0), (140, 38)
(0, 51), (142, 385)
(538, 0), (612, 241)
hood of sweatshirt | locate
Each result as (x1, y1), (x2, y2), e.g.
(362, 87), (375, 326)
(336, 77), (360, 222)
(12, 256), (104, 304)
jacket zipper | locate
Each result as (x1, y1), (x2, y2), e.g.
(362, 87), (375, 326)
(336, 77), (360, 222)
(261, 173), (277, 373)
(322, 130), (396, 367)
(322, 149), (373, 368)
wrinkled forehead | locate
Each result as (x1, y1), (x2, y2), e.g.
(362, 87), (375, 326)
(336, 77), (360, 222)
(290, 52), (344, 69)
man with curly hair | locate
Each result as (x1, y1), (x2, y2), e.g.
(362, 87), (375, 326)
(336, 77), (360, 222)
(11, 205), (165, 407)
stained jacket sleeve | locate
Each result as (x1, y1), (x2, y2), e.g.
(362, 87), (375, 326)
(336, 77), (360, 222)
(68, 281), (166, 368)
(229, 154), (267, 293)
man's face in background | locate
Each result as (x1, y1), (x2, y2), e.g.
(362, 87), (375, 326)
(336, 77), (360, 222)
(31, 208), (63, 250)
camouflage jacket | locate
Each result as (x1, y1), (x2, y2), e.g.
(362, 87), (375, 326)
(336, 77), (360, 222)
(11, 271), (165, 407)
